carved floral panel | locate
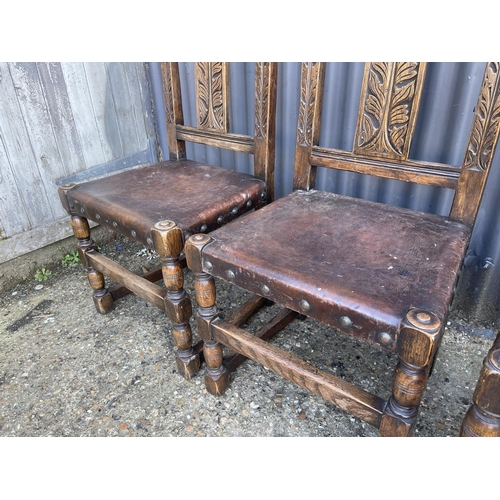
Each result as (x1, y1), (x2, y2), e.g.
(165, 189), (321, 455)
(464, 62), (500, 172)
(255, 63), (271, 139)
(354, 62), (426, 160)
(297, 62), (322, 147)
(195, 62), (228, 132)
(162, 63), (174, 125)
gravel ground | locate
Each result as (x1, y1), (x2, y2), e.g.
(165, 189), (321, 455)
(0, 231), (497, 438)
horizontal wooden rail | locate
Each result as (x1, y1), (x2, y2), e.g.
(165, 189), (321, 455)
(87, 251), (166, 310)
(177, 125), (254, 154)
(109, 266), (163, 301)
(212, 318), (386, 427)
(194, 294), (269, 362)
(312, 147), (461, 190)
(225, 295), (267, 327)
(108, 257), (187, 302)
(224, 307), (299, 373)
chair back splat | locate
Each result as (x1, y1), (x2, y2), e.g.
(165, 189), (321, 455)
(185, 62), (500, 436)
(58, 62), (278, 381)
(162, 62), (277, 201)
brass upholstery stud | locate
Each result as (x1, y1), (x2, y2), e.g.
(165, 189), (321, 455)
(217, 215), (224, 225)
(299, 299), (310, 312)
(261, 285), (270, 295)
(246, 200), (253, 208)
(339, 316), (353, 328)
(205, 261), (213, 271)
(231, 207), (238, 216)
(378, 331), (393, 345)
(226, 270), (235, 280)
(200, 224), (208, 233)
(131, 230), (137, 238)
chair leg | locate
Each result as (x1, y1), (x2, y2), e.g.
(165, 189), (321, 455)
(379, 310), (442, 437)
(185, 234), (229, 395)
(195, 273), (229, 396)
(152, 221), (200, 380)
(460, 332), (500, 436)
(70, 215), (114, 314)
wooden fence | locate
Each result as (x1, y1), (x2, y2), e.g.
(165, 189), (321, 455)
(0, 62), (156, 264)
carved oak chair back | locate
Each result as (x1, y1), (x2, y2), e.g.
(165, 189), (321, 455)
(294, 62), (499, 225)
(163, 62), (277, 201)
(58, 62), (278, 381)
(184, 62), (500, 436)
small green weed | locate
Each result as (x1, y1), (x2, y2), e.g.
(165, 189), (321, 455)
(35, 268), (52, 281)
(61, 250), (80, 267)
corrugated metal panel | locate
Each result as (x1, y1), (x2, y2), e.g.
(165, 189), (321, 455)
(150, 62), (500, 325)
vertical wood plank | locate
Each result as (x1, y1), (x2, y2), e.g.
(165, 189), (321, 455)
(9, 62), (68, 219)
(0, 132), (31, 236)
(84, 62), (120, 162)
(134, 62), (156, 142)
(60, 61), (107, 169)
(0, 62), (54, 226)
(123, 62), (148, 150)
(36, 62), (87, 178)
(107, 62), (140, 156)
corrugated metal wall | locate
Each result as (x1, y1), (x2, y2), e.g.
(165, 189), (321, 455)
(149, 62), (500, 325)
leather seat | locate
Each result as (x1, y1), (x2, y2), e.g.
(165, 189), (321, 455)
(199, 188), (470, 351)
(63, 160), (266, 246)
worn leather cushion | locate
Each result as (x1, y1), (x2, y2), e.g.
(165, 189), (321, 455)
(65, 160), (266, 246)
(202, 189), (471, 352)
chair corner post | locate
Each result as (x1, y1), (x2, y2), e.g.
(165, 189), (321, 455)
(380, 309), (443, 436)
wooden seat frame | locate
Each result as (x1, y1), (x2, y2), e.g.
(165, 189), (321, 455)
(58, 62), (280, 380)
(185, 62), (500, 436)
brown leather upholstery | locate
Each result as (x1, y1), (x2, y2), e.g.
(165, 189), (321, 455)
(65, 160), (266, 247)
(200, 189), (470, 352)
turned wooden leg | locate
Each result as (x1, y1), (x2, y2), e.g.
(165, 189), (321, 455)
(185, 234), (229, 396)
(58, 182), (114, 314)
(151, 220), (200, 379)
(380, 310), (442, 437)
(461, 332), (500, 436)
(70, 215), (114, 314)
